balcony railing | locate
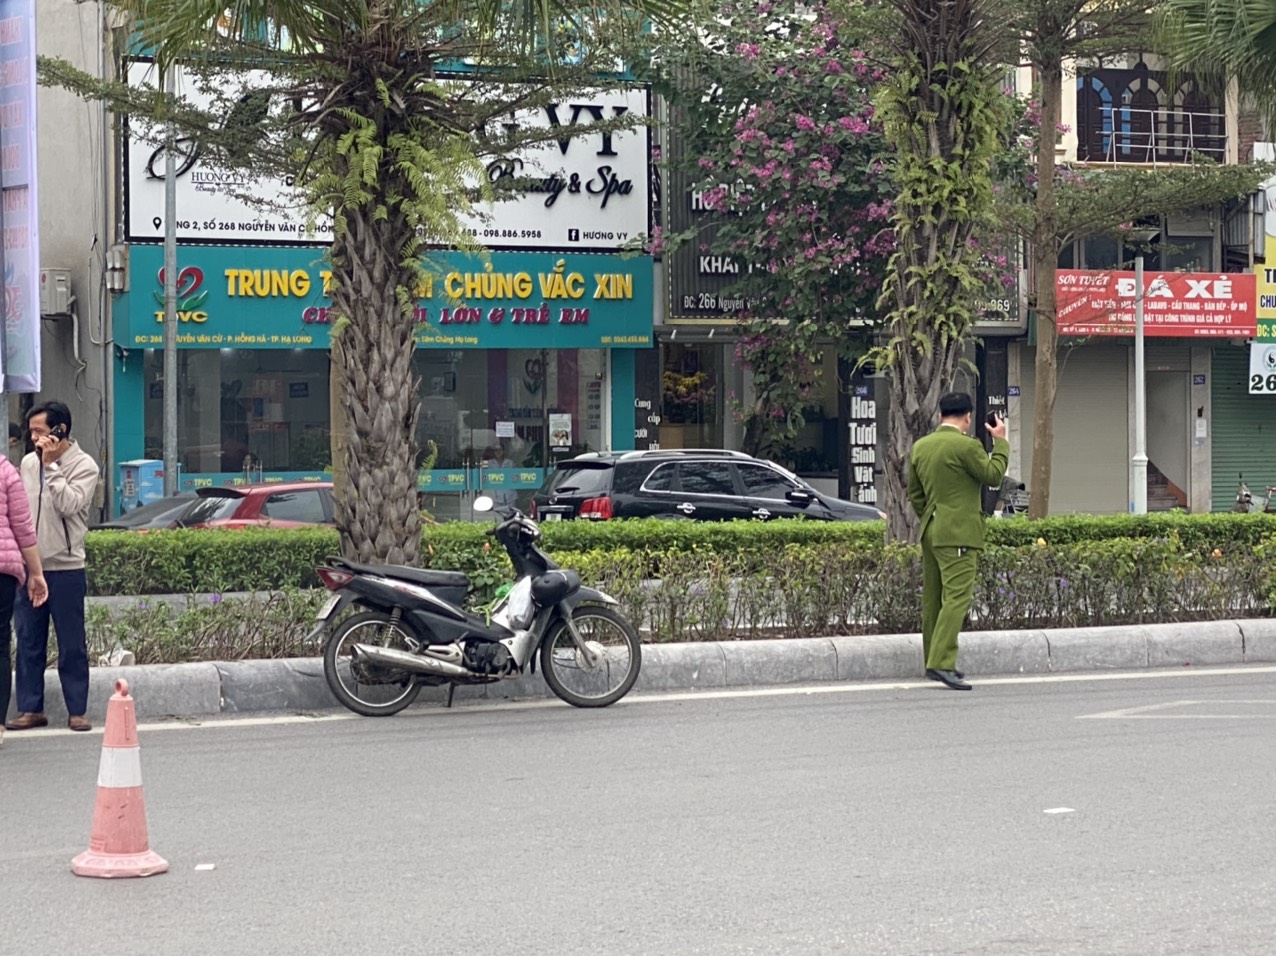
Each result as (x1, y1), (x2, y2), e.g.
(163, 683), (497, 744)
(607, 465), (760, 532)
(1076, 67), (1227, 165)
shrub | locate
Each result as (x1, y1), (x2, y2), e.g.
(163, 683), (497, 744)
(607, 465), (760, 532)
(83, 512), (1276, 600)
(83, 534), (1272, 663)
(85, 590), (329, 664)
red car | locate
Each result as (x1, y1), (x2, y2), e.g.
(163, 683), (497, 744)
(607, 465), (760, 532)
(167, 482), (335, 530)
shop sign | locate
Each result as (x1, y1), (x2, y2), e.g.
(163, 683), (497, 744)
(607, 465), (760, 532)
(125, 59), (649, 252)
(1056, 270), (1256, 338)
(124, 60), (332, 246)
(120, 245), (654, 349)
(665, 126), (749, 321)
(1255, 266), (1276, 341)
(462, 86), (650, 252)
(972, 239), (1025, 336)
(848, 385), (878, 505)
(0, 0), (40, 392)
(1248, 342), (1276, 394)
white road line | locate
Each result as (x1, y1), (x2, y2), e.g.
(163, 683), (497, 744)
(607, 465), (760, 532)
(1079, 698), (1276, 720)
(3, 665), (1275, 738)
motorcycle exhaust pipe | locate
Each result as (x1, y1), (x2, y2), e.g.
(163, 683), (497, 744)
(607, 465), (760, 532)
(351, 643), (474, 679)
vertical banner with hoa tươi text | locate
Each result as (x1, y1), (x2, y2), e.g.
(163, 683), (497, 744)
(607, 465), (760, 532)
(0, 0), (39, 392)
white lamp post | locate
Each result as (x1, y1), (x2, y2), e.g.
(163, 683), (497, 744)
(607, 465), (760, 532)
(1127, 229), (1160, 515)
(1132, 253), (1147, 514)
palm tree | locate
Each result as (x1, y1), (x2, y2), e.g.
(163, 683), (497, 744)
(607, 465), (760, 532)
(1158, 0), (1276, 110)
(104, 0), (681, 564)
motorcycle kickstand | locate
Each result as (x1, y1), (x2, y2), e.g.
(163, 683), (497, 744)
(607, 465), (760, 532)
(445, 682), (456, 709)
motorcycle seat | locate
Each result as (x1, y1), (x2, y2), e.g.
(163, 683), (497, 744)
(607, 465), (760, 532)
(336, 559), (469, 590)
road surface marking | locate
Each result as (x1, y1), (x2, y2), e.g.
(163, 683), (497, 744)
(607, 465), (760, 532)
(1043, 808), (1075, 814)
(6, 665), (1276, 738)
(1078, 698), (1276, 720)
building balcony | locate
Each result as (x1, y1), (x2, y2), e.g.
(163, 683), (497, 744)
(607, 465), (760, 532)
(1075, 65), (1227, 165)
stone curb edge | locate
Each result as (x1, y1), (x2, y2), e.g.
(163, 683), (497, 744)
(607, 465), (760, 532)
(25, 618), (1276, 721)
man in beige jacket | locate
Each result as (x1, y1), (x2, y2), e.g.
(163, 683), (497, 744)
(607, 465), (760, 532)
(6, 402), (100, 732)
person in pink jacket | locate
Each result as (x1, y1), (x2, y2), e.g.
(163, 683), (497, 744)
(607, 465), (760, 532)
(0, 449), (48, 746)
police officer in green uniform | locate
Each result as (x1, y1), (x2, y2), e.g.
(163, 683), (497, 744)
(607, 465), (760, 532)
(907, 392), (1009, 691)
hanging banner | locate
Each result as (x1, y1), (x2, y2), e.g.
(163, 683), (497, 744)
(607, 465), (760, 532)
(0, 0), (40, 392)
(1056, 269), (1256, 338)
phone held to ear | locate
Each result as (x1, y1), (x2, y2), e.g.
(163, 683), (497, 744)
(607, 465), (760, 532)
(52, 424), (68, 439)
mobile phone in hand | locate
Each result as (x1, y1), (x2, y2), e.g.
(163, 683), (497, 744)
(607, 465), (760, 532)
(986, 413), (1000, 428)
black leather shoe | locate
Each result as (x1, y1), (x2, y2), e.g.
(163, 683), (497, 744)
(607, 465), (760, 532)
(925, 668), (972, 691)
(954, 670), (965, 680)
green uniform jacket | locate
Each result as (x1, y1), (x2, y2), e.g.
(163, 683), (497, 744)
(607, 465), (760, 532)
(907, 427), (1010, 549)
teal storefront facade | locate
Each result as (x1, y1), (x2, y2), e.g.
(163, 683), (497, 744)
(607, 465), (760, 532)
(112, 245), (654, 516)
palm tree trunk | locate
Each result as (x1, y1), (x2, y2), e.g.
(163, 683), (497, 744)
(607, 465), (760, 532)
(329, 332), (350, 541)
(328, 205), (422, 565)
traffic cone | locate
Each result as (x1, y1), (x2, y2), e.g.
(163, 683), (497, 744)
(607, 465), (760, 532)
(71, 679), (169, 879)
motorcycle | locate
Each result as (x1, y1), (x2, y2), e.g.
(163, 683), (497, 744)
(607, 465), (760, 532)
(312, 495), (642, 716)
(1232, 475), (1276, 514)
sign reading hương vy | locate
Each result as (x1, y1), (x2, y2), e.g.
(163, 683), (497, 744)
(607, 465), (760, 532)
(124, 60), (333, 246)
(125, 59), (650, 252)
(118, 245), (654, 349)
(1056, 270), (1257, 338)
(463, 85), (651, 252)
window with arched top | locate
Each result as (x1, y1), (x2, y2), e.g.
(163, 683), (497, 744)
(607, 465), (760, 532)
(1117, 76), (1165, 161)
(1077, 66), (1222, 164)
(1174, 80), (1225, 161)
(1076, 75), (1115, 161)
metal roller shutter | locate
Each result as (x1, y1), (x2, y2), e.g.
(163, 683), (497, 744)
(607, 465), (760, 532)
(1020, 345), (1129, 514)
(1211, 345), (1276, 512)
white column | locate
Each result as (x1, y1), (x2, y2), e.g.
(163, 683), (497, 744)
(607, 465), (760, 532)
(1132, 255), (1148, 514)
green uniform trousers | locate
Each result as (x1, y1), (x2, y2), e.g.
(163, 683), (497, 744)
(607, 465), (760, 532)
(920, 524), (979, 671)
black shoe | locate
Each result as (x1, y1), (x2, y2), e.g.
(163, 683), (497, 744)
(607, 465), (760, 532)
(925, 668), (972, 691)
(954, 670), (965, 680)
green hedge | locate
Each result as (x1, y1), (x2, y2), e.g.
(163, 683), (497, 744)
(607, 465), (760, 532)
(84, 512), (1276, 597)
(83, 534), (1272, 662)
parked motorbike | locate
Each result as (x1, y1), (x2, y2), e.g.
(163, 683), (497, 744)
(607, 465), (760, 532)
(312, 496), (642, 716)
(1232, 475), (1276, 514)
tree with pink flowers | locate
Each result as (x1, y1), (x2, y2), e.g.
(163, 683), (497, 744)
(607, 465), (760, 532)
(652, 1), (895, 458)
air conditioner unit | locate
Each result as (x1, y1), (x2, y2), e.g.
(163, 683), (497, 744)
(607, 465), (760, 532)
(39, 268), (73, 317)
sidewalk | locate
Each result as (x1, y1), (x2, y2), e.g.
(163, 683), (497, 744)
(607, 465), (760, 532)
(19, 617), (1276, 722)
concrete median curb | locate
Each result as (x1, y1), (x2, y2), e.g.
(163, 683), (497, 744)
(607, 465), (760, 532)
(16, 618), (1276, 722)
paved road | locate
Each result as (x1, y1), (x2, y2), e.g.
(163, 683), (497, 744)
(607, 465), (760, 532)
(2, 667), (1274, 955)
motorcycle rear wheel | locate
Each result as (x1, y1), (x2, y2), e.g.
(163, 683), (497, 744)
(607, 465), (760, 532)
(323, 610), (423, 717)
(540, 606), (642, 708)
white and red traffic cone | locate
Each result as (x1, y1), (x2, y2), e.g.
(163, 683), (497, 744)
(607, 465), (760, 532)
(71, 679), (168, 878)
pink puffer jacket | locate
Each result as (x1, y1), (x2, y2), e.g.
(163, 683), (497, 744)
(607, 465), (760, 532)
(0, 455), (37, 584)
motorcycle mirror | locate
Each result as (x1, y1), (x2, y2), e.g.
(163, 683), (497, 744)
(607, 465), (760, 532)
(473, 495), (495, 514)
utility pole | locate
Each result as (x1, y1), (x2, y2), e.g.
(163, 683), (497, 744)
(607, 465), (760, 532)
(162, 61), (178, 496)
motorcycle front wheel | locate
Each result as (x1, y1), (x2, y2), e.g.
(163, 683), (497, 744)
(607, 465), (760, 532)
(323, 610), (423, 717)
(540, 606), (642, 708)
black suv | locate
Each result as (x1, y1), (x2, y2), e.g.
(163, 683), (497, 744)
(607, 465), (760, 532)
(530, 449), (886, 523)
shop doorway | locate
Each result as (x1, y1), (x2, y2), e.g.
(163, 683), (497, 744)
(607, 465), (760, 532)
(414, 347), (606, 520)
(1146, 370), (1190, 510)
